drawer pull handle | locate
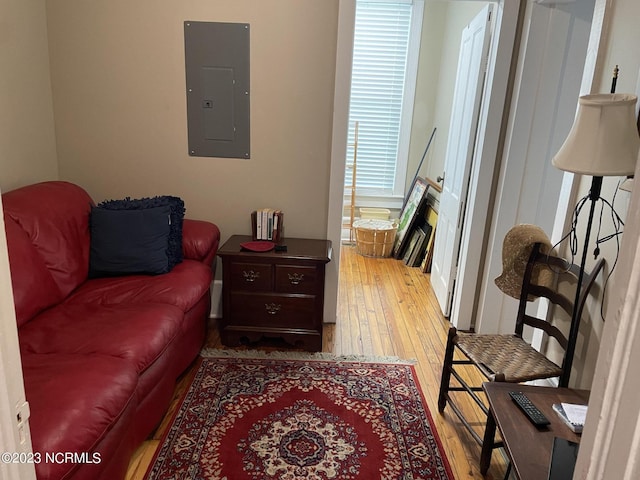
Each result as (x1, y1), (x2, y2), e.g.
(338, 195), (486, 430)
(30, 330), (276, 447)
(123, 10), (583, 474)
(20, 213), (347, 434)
(265, 303), (281, 315)
(288, 273), (305, 285)
(243, 270), (260, 282)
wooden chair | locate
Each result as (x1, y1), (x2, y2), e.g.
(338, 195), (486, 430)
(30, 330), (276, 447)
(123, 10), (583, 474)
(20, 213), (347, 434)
(437, 242), (604, 474)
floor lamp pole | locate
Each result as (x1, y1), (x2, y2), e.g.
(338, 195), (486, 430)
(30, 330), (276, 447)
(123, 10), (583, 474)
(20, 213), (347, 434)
(560, 175), (603, 388)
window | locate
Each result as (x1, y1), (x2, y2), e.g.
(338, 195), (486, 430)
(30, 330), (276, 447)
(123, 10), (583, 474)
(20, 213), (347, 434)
(345, 0), (422, 203)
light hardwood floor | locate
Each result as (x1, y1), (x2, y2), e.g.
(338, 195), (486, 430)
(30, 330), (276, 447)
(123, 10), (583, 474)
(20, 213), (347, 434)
(126, 244), (509, 479)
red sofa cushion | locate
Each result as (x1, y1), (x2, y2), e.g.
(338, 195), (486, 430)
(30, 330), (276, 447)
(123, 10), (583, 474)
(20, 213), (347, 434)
(65, 259), (212, 313)
(2, 181), (93, 299)
(19, 303), (184, 375)
(22, 353), (137, 480)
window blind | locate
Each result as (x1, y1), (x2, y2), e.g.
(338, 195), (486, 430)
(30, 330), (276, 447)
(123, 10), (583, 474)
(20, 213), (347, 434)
(345, 1), (412, 196)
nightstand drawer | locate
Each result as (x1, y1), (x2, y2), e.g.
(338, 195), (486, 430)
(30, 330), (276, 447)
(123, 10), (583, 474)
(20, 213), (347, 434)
(228, 293), (317, 329)
(275, 265), (320, 294)
(229, 263), (273, 291)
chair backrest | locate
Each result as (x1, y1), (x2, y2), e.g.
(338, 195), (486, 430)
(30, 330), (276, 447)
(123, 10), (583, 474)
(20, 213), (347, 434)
(513, 243), (605, 353)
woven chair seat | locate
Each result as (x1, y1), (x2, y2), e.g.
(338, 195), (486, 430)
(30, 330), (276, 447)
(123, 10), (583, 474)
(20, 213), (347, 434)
(455, 333), (562, 383)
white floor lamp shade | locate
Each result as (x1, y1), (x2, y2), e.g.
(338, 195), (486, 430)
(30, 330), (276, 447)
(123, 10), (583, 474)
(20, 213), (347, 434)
(552, 93), (640, 176)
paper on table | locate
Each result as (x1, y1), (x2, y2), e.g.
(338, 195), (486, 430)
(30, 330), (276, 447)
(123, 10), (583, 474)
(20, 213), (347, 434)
(561, 403), (587, 426)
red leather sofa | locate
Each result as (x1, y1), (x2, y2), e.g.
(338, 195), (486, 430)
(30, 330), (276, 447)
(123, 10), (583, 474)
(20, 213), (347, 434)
(2, 181), (220, 480)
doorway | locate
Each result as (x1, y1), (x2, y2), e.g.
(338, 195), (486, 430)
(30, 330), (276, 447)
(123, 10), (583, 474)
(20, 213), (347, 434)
(325, 0), (519, 326)
(340, 1), (492, 239)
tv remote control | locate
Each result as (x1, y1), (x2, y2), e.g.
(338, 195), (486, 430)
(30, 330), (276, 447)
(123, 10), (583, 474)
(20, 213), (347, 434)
(509, 391), (550, 427)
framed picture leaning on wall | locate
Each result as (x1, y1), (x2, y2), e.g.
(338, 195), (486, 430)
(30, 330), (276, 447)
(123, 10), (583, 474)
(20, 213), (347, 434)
(421, 205), (438, 273)
(393, 176), (429, 259)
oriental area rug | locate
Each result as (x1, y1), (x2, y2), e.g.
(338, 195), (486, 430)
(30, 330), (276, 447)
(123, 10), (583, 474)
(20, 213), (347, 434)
(144, 350), (454, 480)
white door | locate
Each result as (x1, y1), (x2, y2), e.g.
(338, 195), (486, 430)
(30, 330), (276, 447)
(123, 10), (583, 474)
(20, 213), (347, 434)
(431, 4), (493, 317)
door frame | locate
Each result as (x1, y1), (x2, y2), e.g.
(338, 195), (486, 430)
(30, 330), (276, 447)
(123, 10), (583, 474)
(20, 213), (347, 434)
(325, 0), (524, 326)
(325, 0), (356, 324)
(0, 196), (36, 480)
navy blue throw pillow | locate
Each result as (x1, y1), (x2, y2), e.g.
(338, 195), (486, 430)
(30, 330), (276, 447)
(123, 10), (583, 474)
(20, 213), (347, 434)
(89, 196), (185, 278)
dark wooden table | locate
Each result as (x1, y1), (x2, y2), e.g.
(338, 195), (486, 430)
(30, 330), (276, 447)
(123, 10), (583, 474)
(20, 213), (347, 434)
(217, 235), (332, 351)
(482, 382), (589, 479)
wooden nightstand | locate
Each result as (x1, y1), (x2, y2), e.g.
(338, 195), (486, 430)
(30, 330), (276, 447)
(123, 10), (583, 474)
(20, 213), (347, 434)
(217, 235), (332, 351)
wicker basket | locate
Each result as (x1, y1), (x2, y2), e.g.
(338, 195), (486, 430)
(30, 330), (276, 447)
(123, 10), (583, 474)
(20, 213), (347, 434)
(353, 219), (397, 258)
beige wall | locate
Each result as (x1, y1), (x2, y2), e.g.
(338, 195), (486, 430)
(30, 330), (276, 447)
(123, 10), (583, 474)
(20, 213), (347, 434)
(566, 0), (640, 389)
(406, 1), (446, 189)
(592, 0), (640, 95)
(407, 1), (487, 192)
(46, 0), (339, 243)
(0, 0), (58, 192)
(347, 1), (448, 222)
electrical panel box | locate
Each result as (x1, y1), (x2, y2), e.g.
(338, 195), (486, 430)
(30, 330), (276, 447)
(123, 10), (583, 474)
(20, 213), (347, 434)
(184, 21), (250, 158)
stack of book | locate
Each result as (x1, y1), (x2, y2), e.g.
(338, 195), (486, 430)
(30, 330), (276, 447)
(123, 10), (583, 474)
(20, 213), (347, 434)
(251, 209), (283, 242)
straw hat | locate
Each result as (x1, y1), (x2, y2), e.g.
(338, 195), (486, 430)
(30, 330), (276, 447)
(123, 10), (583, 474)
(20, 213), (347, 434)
(494, 224), (554, 300)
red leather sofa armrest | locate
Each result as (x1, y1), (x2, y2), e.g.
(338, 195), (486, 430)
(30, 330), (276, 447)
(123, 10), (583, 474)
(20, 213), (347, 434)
(182, 219), (220, 267)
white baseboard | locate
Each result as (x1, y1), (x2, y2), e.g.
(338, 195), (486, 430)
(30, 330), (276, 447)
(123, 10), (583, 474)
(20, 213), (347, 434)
(210, 280), (223, 318)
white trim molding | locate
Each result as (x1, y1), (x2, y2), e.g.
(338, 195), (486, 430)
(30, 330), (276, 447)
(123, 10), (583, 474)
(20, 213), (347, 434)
(0, 195), (36, 480)
(325, 0), (357, 324)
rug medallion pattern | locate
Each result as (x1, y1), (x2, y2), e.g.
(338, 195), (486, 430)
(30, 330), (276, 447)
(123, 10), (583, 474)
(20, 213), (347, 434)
(145, 356), (454, 479)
